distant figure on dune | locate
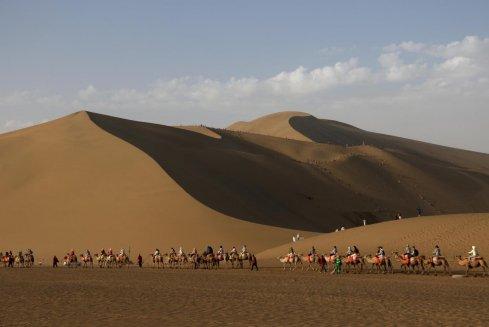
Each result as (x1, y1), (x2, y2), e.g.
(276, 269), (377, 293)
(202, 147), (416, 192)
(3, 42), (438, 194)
(416, 207), (423, 216)
(52, 255), (59, 268)
(396, 212), (402, 220)
(250, 255), (258, 271)
(137, 254), (143, 268)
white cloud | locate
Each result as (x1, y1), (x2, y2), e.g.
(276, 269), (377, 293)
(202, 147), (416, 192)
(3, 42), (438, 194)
(1, 35), (488, 152)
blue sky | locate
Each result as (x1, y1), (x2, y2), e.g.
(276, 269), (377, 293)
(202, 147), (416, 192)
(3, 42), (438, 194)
(1, 1), (489, 152)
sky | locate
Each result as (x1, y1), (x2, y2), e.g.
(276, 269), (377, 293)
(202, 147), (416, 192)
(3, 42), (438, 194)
(1, 1), (488, 152)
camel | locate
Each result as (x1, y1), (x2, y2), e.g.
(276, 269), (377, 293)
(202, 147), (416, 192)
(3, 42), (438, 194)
(392, 252), (424, 274)
(23, 253), (34, 268)
(228, 252), (240, 268)
(342, 254), (364, 273)
(14, 254), (24, 268)
(300, 254), (321, 271)
(79, 254), (94, 268)
(237, 252), (251, 269)
(278, 254), (302, 270)
(455, 256), (488, 276)
(364, 255), (393, 274)
(116, 254), (130, 268)
(421, 256), (450, 275)
(150, 253), (164, 268)
(63, 254), (80, 268)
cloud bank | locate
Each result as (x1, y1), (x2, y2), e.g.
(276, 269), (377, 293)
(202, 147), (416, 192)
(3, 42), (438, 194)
(1, 36), (488, 152)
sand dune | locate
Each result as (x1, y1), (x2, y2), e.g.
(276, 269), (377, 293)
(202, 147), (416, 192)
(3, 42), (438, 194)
(259, 213), (489, 264)
(0, 112), (309, 260)
(1, 110), (488, 262)
(227, 111), (313, 141)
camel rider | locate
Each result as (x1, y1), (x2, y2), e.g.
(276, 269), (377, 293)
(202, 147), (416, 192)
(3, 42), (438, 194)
(403, 245), (411, 259)
(309, 246), (316, 257)
(346, 246), (353, 256)
(85, 250), (91, 257)
(154, 248), (160, 257)
(410, 246), (419, 258)
(101, 248), (107, 256)
(205, 245), (213, 255)
(217, 246), (224, 257)
(330, 246), (338, 257)
(288, 247), (295, 258)
(353, 245), (360, 254)
(432, 245), (441, 262)
(377, 246), (385, 259)
(108, 248), (113, 256)
(230, 246), (237, 255)
(241, 245), (247, 255)
(178, 246), (184, 256)
(190, 248), (197, 255)
(468, 246), (479, 260)
(119, 248), (125, 257)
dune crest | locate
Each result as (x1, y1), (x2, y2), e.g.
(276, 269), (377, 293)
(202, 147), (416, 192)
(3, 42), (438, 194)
(227, 111), (312, 142)
(174, 125), (221, 139)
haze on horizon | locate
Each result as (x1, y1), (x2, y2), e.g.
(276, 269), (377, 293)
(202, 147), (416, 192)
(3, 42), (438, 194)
(1, 1), (488, 153)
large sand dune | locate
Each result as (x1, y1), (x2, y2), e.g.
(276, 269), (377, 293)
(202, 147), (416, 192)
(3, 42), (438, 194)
(1, 110), (488, 261)
(259, 213), (489, 264)
(0, 112), (309, 260)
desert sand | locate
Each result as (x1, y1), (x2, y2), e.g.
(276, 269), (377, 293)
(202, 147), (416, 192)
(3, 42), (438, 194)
(259, 213), (489, 267)
(1, 268), (488, 326)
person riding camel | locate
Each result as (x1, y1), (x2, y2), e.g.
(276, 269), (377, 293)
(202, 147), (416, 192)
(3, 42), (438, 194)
(468, 246), (479, 261)
(85, 249), (91, 258)
(288, 247), (295, 259)
(432, 245), (441, 263)
(241, 245), (247, 255)
(330, 246), (338, 258)
(154, 248), (160, 257)
(410, 246), (419, 258)
(403, 245), (411, 259)
(217, 245), (224, 255)
(119, 248), (125, 257)
(205, 245), (213, 256)
(353, 245), (360, 255)
(108, 248), (113, 256)
(309, 246), (317, 257)
(377, 246), (385, 260)
(190, 247), (197, 256)
(101, 248), (107, 256)
(178, 246), (184, 257)
(346, 246), (353, 256)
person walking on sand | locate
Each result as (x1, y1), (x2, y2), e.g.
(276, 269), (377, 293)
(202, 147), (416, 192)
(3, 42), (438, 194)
(52, 255), (59, 268)
(250, 254), (258, 271)
(137, 254), (143, 268)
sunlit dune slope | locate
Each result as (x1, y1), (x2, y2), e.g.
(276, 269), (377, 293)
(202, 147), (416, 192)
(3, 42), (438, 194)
(258, 213), (489, 263)
(0, 112), (309, 259)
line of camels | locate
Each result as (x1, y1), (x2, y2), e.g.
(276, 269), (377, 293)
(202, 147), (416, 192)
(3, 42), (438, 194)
(278, 251), (488, 276)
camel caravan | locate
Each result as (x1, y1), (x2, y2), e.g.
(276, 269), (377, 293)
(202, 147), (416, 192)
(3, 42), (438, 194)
(150, 245), (256, 270)
(278, 245), (488, 277)
(1, 249), (35, 268)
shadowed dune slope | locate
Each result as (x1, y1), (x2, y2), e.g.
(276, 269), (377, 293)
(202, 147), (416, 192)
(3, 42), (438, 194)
(259, 213), (489, 263)
(290, 115), (489, 174)
(89, 111), (489, 232)
(88, 112), (379, 231)
(0, 112), (311, 259)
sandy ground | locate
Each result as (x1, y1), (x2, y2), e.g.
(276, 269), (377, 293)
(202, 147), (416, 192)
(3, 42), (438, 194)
(1, 267), (488, 326)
